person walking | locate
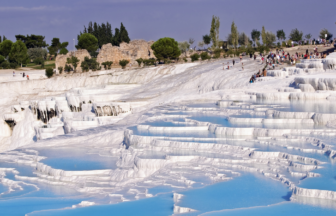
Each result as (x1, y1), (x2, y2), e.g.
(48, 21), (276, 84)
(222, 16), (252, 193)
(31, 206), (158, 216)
(232, 59), (235, 66)
(27, 74), (29, 80)
(242, 62), (244, 71)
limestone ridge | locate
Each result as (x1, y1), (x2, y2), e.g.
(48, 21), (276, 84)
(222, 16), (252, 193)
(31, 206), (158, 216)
(55, 40), (155, 73)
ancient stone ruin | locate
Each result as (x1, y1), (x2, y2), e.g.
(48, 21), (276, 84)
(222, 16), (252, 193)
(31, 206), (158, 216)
(55, 39), (155, 73)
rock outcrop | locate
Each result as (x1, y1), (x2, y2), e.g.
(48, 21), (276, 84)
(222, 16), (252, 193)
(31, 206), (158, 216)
(55, 40), (155, 73)
(97, 40), (155, 66)
(55, 49), (91, 73)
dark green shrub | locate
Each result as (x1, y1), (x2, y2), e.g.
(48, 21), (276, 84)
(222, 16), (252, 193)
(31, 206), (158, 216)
(183, 57), (187, 62)
(213, 49), (222, 59)
(136, 58), (143, 67)
(190, 53), (200, 62)
(10, 62), (17, 69)
(45, 68), (53, 78)
(58, 66), (63, 74)
(1, 61), (10, 69)
(64, 64), (72, 72)
(143, 58), (156, 66)
(200, 52), (210, 60)
(0, 55), (5, 64)
(119, 60), (129, 69)
(80, 57), (99, 72)
(33, 57), (44, 65)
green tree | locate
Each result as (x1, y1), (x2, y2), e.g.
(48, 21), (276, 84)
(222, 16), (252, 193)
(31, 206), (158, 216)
(0, 40), (13, 57)
(67, 56), (80, 72)
(0, 55), (4, 64)
(319, 29), (333, 40)
(79, 21), (114, 48)
(151, 37), (181, 61)
(178, 41), (190, 56)
(48, 38), (69, 56)
(59, 48), (68, 55)
(230, 21), (238, 50)
(9, 40), (28, 67)
(189, 38), (195, 47)
(15, 34), (48, 48)
(119, 23), (130, 44)
(113, 28), (120, 46)
(76, 33), (98, 53)
(251, 29), (261, 46)
(276, 30), (286, 43)
(203, 35), (211, 48)
(238, 32), (249, 47)
(198, 41), (204, 49)
(289, 28), (303, 42)
(27, 48), (47, 60)
(210, 15), (220, 49)
(265, 31), (276, 47)
(261, 26), (266, 45)
(119, 59), (129, 69)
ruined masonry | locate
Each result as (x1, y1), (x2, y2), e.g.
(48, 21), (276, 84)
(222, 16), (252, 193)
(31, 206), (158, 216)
(55, 39), (155, 73)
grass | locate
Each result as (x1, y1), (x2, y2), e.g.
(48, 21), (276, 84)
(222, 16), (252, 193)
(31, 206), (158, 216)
(26, 60), (55, 70)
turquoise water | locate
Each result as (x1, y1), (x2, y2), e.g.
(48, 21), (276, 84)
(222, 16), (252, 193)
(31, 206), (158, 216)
(1, 100), (336, 215)
(30, 193), (174, 216)
(205, 202), (336, 216)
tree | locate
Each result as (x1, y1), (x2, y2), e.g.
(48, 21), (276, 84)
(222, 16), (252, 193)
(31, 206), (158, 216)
(230, 21), (238, 50)
(198, 41), (204, 49)
(189, 38), (195, 47)
(261, 26), (266, 45)
(151, 37), (181, 61)
(0, 40), (13, 57)
(79, 21), (114, 48)
(276, 30), (286, 43)
(48, 38), (69, 56)
(119, 59), (129, 69)
(113, 28), (120, 46)
(210, 15), (220, 49)
(319, 28), (333, 40)
(265, 31), (276, 47)
(238, 33), (249, 47)
(202, 34), (211, 48)
(15, 34), (48, 48)
(27, 48), (48, 60)
(289, 28), (303, 42)
(251, 29), (261, 46)
(76, 33), (98, 53)
(9, 40), (28, 67)
(3, 36), (7, 41)
(67, 56), (80, 72)
(59, 48), (68, 55)
(119, 23), (130, 44)
(178, 41), (190, 56)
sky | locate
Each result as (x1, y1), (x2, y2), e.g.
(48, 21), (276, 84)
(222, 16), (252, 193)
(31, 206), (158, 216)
(0, 0), (335, 50)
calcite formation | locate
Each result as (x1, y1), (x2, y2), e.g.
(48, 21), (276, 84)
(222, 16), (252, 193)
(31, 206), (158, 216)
(55, 40), (155, 73)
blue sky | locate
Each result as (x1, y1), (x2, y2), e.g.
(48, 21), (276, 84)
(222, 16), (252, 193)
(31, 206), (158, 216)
(0, 0), (335, 50)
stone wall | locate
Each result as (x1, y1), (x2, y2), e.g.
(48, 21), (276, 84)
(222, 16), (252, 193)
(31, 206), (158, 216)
(97, 39), (155, 66)
(55, 49), (91, 73)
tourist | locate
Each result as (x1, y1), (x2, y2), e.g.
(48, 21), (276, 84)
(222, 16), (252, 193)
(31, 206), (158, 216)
(13, 71), (15, 77)
(27, 75), (29, 80)
(232, 59), (235, 66)
(242, 62), (244, 71)
(23, 72), (25, 78)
